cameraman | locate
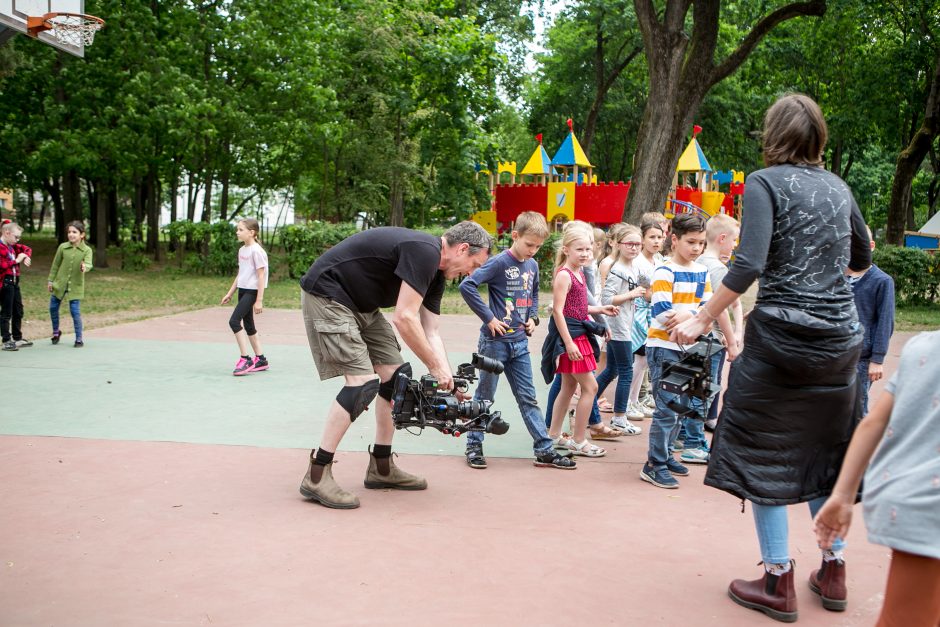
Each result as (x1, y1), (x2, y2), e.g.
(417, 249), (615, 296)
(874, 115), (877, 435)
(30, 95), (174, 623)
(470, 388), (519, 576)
(298, 222), (493, 509)
(672, 94), (871, 621)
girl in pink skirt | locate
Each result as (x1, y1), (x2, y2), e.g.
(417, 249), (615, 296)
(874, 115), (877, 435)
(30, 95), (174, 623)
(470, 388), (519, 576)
(547, 224), (614, 457)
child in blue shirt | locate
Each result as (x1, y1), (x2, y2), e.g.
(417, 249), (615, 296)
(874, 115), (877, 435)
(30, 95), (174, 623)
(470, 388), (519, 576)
(459, 212), (576, 470)
(846, 229), (894, 414)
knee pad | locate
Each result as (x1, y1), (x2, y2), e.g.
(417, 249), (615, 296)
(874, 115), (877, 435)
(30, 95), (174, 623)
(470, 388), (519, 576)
(378, 362), (412, 401)
(337, 379), (380, 422)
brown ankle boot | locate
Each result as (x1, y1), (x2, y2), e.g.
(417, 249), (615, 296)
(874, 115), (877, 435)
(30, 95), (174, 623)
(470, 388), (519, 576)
(299, 454), (360, 509)
(809, 558), (847, 611)
(728, 562), (798, 623)
(364, 446), (427, 490)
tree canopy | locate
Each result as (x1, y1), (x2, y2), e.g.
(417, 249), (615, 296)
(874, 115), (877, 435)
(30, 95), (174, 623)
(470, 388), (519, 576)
(1, 0), (938, 248)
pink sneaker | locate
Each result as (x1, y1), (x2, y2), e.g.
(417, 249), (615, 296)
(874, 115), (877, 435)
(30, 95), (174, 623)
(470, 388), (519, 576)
(233, 357), (252, 376)
(248, 355), (269, 372)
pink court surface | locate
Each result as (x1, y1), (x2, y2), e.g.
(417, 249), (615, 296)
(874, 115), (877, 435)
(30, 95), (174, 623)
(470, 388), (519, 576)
(1, 308), (914, 626)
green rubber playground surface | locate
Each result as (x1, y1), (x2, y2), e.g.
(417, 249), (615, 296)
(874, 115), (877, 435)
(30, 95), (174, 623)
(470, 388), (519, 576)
(2, 333), (549, 459)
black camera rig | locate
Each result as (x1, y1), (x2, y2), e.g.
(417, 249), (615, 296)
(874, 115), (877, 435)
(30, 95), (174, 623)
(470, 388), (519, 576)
(390, 353), (510, 437)
(659, 335), (724, 420)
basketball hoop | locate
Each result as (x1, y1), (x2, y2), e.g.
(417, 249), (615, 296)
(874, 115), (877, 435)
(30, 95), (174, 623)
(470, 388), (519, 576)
(26, 12), (105, 47)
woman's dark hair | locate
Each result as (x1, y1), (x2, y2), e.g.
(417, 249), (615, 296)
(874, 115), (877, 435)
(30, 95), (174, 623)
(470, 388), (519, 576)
(762, 93), (828, 167)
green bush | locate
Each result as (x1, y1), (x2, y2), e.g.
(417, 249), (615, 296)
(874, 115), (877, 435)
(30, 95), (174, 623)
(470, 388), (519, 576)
(534, 231), (562, 289)
(163, 220), (239, 275)
(872, 245), (940, 305)
(110, 239), (151, 271)
(281, 221), (358, 278)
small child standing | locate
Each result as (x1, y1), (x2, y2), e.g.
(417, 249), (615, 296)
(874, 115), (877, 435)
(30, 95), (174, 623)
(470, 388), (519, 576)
(641, 213), (728, 489)
(221, 218), (269, 376)
(680, 213), (742, 463)
(1, 221), (33, 351)
(814, 330), (940, 625)
(846, 227), (894, 415)
(459, 211), (575, 470)
(48, 220), (93, 348)
(599, 223), (647, 434)
(542, 223), (615, 457)
(628, 220), (666, 418)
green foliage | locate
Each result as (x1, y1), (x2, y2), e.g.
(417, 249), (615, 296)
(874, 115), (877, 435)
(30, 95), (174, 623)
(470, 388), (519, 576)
(280, 222), (358, 279)
(872, 245), (940, 305)
(162, 220), (239, 275)
(534, 232), (563, 289)
(111, 240), (152, 272)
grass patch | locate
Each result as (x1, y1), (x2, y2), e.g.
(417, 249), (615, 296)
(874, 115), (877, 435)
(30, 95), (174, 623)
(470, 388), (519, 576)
(895, 305), (940, 332)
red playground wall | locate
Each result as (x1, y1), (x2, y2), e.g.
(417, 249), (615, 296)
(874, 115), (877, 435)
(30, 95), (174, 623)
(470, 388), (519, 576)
(493, 182), (630, 228)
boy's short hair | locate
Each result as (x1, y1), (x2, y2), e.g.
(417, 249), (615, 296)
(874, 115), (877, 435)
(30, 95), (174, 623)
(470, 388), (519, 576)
(671, 213), (707, 238)
(1, 221), (22, 235)
(705, 213), (739, 242)
(513, 212), (550, 239)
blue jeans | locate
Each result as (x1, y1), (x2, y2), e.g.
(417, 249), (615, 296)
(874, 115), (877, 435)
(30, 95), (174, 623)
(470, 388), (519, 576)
(647, 346), (704, 467)
(856, 360), (871, 415)
(595, 339), (632, 414)
(705, 348), (726, 423)
(50, 295), (83, 341)
(545, 373), (601, 428)
(467, 336), (553, 455)
(682, 347), (725, 449)
(752, 498), (846, 564)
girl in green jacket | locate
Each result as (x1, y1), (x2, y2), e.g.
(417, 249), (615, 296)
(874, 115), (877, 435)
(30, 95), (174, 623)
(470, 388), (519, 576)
(48, 220), (93, 347)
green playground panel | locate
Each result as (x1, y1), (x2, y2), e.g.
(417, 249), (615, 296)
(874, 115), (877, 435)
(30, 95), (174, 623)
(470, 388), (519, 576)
(1, 338), (559, 459)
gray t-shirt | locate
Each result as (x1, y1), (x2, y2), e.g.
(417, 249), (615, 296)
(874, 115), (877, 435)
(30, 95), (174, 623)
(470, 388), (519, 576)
(698, 254), (728, 339)
(600, 260), (638, 342)
(863, 330), (940, 560)
(722, 165), (870, 325)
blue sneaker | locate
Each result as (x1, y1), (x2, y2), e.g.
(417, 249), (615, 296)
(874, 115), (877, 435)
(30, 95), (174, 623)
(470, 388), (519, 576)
(640, 462), (679, 489)
(666, 457), (689, 476)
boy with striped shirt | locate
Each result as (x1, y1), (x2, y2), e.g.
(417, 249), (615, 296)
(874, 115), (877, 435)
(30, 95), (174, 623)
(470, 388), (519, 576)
(641, 213), (727, 489)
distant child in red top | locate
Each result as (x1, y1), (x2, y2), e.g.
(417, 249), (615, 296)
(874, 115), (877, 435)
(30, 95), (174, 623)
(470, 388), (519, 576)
(546, 224), (617, 457)
(1, 221), (32, 351)
(221, 218), (269, 376)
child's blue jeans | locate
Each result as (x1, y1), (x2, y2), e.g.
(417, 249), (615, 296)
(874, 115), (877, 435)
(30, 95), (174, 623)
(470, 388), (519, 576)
(751, 498), (846, 564)
(466, 335), (553, 456)
(647, 346), (705, 467)
(856, 360), (872, 415)
(50, 294), (83, 340)
(595, 339), (633, 414)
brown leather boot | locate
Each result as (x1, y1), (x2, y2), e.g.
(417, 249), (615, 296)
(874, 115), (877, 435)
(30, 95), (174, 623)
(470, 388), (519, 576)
(809, 558), (847, 611)
(299, 453), (360, 509)
(728, 562), (798, 623)
(364, 447), (428, 490)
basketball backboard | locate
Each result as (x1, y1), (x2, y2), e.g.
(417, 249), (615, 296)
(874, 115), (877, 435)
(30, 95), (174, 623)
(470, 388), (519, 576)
(0, 0), (86, 57)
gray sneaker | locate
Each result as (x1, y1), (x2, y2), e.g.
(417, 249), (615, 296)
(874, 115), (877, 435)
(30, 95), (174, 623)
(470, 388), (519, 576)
(14, 339), (33, 348)
(2, 341), (18, 351)
(680, 447), (710, 464)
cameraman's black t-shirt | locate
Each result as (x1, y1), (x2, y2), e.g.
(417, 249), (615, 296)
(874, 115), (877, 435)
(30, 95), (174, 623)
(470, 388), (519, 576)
(300, 227), (446, 314)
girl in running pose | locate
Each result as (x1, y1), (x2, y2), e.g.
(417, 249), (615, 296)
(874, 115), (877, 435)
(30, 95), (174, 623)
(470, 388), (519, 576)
(221, 218), (269, 376)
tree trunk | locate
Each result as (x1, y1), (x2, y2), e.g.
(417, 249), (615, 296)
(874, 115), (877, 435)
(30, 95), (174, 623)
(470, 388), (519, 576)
(146, 165), (161, 260)
(886, 51), (940, 244)
(62, 169), (83, 226)
(187, 171), (199, 222)
(625, 0), (826, 223)
(108, 187), (119, 245)
(94, 181), (109, 269)
(219, 143), (231, 221)
(86, 178), (98, 248)
(133, 179), (145, 242)
(46, 177), (64, 242)
(201, 172), (214, 222)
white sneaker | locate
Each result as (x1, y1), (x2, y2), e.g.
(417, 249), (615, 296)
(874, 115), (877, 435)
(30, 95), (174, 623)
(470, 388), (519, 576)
(641, 394), (656, 409)
(610, 416), (642, 435)
(14, 339), (33, 348)
(626, 402), (646, 420)
(679, 447), (710, 464)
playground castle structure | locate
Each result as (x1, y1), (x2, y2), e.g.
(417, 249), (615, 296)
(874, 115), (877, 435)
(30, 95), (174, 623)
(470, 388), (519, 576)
(471, 121), (745, 234)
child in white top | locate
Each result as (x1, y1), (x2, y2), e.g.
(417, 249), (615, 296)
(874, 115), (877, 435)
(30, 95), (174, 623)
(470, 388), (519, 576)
(221, 218), (269, 376)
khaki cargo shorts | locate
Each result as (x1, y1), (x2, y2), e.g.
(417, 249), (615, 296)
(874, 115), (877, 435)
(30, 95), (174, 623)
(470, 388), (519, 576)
(301, 291), (403, 380)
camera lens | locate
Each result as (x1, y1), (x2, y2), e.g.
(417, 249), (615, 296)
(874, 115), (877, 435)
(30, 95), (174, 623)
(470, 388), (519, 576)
(471, 353), (504, 375)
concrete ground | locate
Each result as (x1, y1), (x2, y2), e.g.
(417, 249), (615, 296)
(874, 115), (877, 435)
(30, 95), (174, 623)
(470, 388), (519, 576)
(0, 307), (913, 626)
